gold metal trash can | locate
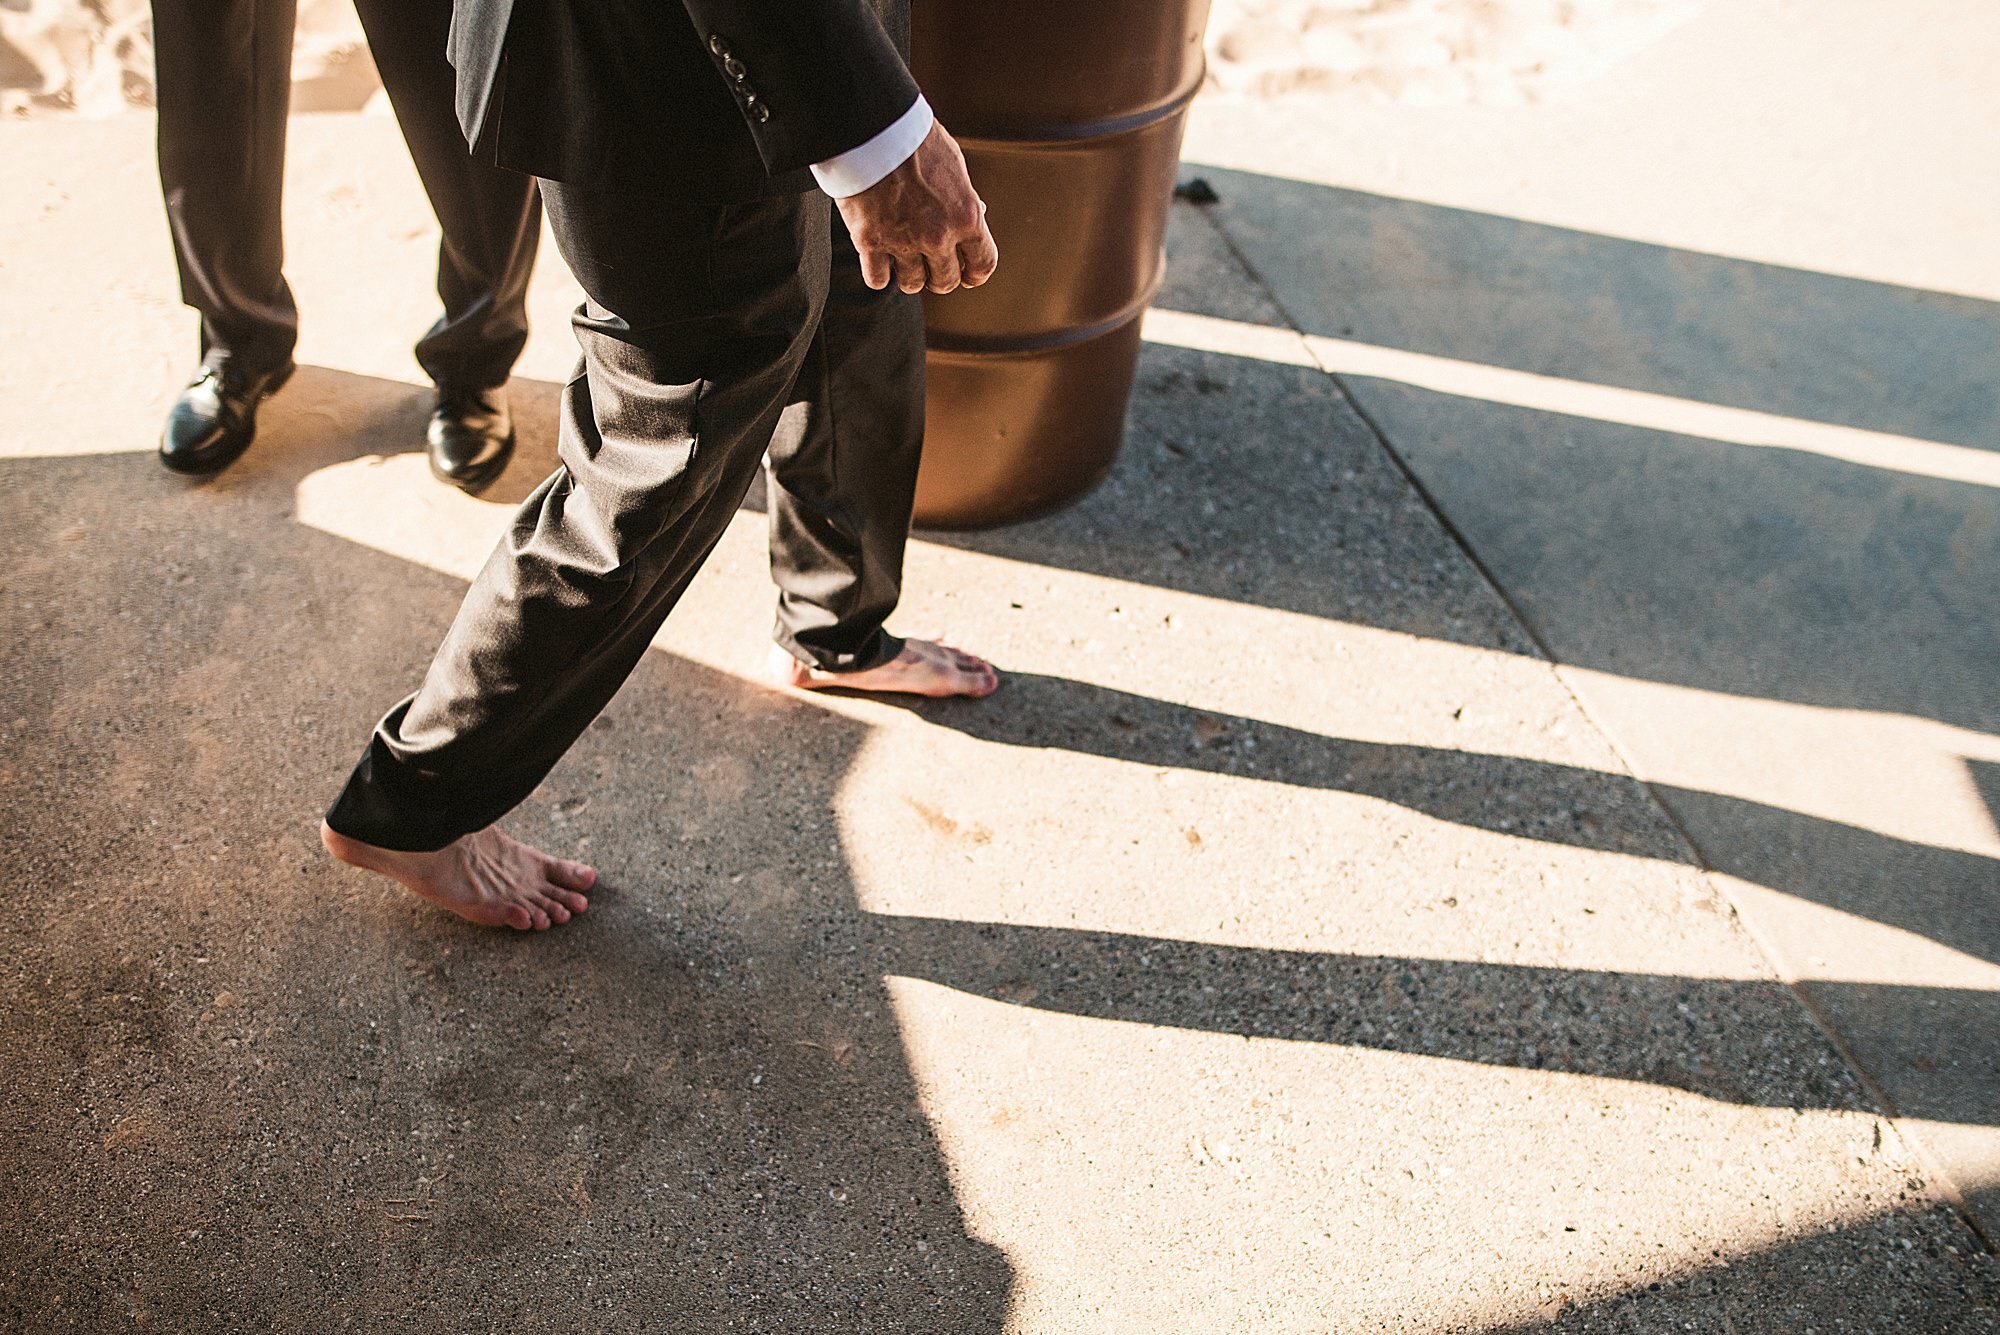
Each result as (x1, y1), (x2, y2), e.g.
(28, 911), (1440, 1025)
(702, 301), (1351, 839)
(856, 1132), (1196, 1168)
(910, 0), (1213, 529)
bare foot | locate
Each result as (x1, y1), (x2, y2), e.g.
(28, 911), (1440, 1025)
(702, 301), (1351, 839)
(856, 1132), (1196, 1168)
(769, 638), (1000, 699)
(320, 821), (594, 931)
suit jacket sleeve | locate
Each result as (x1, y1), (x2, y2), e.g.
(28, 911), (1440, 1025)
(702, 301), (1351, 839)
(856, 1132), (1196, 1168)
(681, 0), (922, 177)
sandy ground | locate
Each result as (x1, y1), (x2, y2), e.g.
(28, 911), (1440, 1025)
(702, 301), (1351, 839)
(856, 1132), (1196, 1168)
(4, 0), (1715, 116)
(1205, 0), (1711, 105)
(0, 0), (378, 116)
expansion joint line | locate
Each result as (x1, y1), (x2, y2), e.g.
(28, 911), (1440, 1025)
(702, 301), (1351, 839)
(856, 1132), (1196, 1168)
(1185, 202), (1996, 1256)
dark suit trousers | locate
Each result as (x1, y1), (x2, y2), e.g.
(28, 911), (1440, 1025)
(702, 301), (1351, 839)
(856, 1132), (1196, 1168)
(765, 214), (926, 673)
(328, 185), (856, 850)
(150, 0), (539, 389)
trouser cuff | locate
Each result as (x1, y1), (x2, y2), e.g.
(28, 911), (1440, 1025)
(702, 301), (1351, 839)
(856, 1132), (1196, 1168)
(323, 704), (513, 852)
(775, 625), (904, 675)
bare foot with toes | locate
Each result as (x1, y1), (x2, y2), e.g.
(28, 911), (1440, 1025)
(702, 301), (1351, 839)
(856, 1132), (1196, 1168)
(769, 638), (999, 698)
(320, 821), (594, 931)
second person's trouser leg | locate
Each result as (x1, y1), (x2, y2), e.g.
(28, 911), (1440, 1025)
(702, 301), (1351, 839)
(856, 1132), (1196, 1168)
(325, 186), (831, 851)
(350, 0), (540, 392)
(763, 210), (927, 673)
(150, 0), (298, 375)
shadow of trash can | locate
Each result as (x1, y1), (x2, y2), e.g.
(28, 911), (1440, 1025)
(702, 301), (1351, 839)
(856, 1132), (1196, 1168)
(910, 0), (1214, 529)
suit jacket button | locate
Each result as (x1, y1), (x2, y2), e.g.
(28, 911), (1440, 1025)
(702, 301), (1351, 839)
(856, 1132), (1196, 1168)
(748, 99), (771, 123)
(724, 56), (748, 81)
(708, 34), (730, 56)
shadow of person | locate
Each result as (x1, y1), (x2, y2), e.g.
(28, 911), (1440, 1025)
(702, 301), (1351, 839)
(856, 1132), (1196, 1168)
(201, 362), (569, 508)
(0, 386), (1014, 1330)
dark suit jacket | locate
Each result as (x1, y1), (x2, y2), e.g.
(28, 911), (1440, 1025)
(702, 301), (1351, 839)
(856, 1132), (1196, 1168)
(450, 0), (918, 201)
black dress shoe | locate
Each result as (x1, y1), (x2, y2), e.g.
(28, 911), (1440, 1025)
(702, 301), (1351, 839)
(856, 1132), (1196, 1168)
(158, 359), (294, 475)
(427, 386), (515, 494)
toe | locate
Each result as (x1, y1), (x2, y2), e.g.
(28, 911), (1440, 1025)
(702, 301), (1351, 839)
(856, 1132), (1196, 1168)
(506, 903), (535, 931)
(949, 647), (993, 674)
(527, 904), (552, 930)
(551, 887), (590, 913)
(951, 652), (998, 697)
(538, 852), (595, 893)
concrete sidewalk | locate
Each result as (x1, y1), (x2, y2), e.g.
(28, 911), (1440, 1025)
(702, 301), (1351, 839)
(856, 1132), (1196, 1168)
(3, 5), (1998, 1328)
(1177, 0), (2000, 1260)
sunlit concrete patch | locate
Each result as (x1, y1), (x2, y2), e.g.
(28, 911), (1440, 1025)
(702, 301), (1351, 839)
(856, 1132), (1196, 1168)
(0, 126), (184, 459)
(1723, 874), (2000, 994)
(293, 450), (506, 582)
(1144, 309), (2000, 489)
(886, 975), (1961, 1333)
(1307, 334), (2000, 489)
(1561, 667), (2000, 863)
(835, 712), (1736, 973)
(1142, 306), (1317, 368)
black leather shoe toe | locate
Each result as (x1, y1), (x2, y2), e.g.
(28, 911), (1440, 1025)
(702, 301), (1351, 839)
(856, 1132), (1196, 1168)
(159, 359), (294, 475)
(427, 386), (515, 495)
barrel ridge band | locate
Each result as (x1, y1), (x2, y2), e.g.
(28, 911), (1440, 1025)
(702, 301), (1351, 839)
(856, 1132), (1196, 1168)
(923, 250), (1168, 359)
(944, 60), (1207, 147)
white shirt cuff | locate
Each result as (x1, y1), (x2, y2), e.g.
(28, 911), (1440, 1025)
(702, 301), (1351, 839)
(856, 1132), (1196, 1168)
(810, 95), (933, 199)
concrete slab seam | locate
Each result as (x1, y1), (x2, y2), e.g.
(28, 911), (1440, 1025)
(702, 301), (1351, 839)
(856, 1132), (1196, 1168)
(1182, 198), (1999, 1257)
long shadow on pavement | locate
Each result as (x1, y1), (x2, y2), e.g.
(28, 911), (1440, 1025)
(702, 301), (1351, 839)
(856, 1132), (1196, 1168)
(4, 354), (1994, 1326)
(1480, 1207), (1996, 1333)
(933, 185), (2000, 737)
(884, 669), (2000, 1129)
(919, 193), (2000, 1236)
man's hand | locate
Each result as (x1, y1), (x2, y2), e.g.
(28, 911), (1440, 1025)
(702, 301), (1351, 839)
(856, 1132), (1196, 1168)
(836, 119), (998, 296)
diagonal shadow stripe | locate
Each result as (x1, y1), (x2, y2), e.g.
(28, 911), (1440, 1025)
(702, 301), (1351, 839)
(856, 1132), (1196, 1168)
(891, 671), (2000, 969)
(1186, 167), (2000, 452)
(870, 912), (2000, 1123)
